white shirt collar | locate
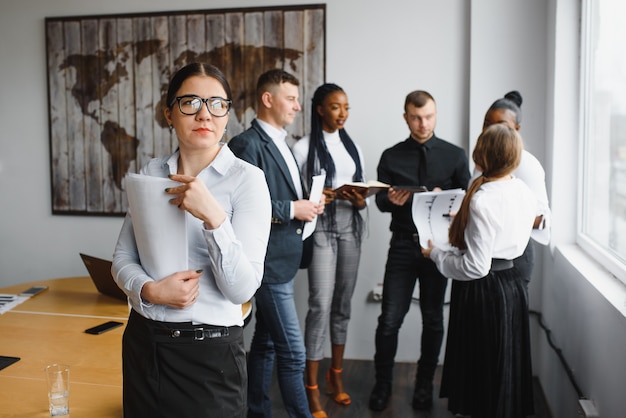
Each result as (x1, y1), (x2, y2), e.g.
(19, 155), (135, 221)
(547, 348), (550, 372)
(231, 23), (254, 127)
(256, 119), (288, 144)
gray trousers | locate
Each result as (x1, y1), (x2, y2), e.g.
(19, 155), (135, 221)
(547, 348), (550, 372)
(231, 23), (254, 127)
(304, 205), (362, 360)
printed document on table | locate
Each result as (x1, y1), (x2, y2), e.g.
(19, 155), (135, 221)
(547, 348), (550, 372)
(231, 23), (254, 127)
(125, 173), (188, 280)
(303, 173), (326, 240)
(411, 189), (465, 251)
(0, 294), (28, 314)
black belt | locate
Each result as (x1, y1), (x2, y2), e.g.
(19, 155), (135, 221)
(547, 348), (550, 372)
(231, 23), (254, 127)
(155, 326), (230, 340)
(392, 231), (419, 243)
(491, 258), (514, 271)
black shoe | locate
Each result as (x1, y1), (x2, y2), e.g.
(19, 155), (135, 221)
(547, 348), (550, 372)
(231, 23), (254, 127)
(412, 379), (433, 410)
(369, 381), (392, 411)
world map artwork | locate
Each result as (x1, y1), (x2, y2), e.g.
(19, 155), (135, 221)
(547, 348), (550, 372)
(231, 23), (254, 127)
(59, 41), (303, 191)
(46, 6), (325, 215)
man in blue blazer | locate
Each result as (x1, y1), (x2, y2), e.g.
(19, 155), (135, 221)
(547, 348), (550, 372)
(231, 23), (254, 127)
(229, 69), (323, 418)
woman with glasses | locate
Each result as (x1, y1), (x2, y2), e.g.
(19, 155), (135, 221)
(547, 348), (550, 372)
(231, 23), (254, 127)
(112, 62), (271, 418)
(291, 83), (367, 418)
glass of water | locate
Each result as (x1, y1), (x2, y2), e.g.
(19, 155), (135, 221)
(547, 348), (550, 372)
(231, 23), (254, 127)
(45, 364), (69, 416)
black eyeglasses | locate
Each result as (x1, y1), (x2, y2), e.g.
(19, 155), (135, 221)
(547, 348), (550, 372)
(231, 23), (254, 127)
(172, 95), (232, 117)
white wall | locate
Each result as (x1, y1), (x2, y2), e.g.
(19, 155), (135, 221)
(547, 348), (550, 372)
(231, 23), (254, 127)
(468, 0), (550, 310)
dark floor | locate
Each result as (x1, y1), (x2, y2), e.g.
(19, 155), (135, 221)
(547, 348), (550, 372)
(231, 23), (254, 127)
(267, 358), (552, 418)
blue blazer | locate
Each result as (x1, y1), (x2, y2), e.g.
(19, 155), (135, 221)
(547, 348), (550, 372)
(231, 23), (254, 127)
(228, 119), (305, 284)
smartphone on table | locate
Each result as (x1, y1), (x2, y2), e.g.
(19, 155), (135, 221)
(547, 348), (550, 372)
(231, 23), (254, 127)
(84, 321), (124, 335)
(19, 286), (48, 298)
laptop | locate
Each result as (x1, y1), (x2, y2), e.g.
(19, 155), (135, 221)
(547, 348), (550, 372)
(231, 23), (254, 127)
(79, 253), (127, 301)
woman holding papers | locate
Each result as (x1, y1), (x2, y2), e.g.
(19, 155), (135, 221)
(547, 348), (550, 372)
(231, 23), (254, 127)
(291, 83), (366, 417)
(422, 124), (537, 418)
(112, 63), (271, 418)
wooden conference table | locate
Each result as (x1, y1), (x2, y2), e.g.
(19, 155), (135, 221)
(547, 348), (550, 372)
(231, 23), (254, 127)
(0, 276), (252, 417)
(0, 277), (128, 417)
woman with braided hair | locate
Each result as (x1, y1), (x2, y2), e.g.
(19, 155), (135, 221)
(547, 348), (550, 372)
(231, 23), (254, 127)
(422, 124), (537, 418)
(291, 83), (367, 418)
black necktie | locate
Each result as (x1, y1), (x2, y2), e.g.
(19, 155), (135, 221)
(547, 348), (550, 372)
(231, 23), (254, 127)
(418, 144), (428, 188)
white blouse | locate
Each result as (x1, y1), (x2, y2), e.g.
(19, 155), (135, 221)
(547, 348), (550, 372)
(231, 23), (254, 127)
(472, 149), (551, 245)
(430, 177), (537, 281)
(112, 146), (271, 326)
(515, 150), (551, 245)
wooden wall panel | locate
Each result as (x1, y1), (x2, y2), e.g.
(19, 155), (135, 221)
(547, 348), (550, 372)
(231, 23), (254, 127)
(63, 20), (85, 213)
(224, 12), (245, 128)
(151, 15), (171, 169)
(114, 17), (135, 212)
(80, 19), (102, 212)
(46, 4), (326, 215)
(284, 11), (305, 137)
(303, 9), (325, 136)
(95, 18), (114, 213)
(47, 20), (69, 212)
(133, 16), (153, 180)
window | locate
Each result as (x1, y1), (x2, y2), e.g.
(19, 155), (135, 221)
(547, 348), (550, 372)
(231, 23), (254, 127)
(580, 0), (626, 283)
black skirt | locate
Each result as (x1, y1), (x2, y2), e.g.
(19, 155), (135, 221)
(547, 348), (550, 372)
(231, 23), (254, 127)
(122, 309), (247, 418)
(440, 267), (534, 418)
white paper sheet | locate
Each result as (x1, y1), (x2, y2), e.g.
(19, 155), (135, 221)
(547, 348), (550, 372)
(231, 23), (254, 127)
(0, 294), (28, 314)
(411, 189), (465, 251)
(125, 173), (188, 280)
(302, 173), (326, 240)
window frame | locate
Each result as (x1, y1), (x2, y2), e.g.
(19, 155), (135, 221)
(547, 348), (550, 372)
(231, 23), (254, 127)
(577, 0), (626, 285)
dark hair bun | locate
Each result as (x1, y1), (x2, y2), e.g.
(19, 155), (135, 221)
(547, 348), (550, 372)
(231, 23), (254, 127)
(504, 90), (522, 108)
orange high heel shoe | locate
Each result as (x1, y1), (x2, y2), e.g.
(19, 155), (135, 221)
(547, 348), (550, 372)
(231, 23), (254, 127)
(304, 384), (328, 418)
(326, 367), (351, 405)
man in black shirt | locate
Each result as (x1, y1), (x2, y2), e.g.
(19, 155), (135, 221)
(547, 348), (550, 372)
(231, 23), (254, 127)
(369, 90), (470, 411)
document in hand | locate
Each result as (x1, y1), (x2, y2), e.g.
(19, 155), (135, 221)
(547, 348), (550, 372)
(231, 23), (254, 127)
(124, 173), (188, 280)
(333, 180), (390, 198)
(411, 189), (466, 251)
(303, 173), (326, 240)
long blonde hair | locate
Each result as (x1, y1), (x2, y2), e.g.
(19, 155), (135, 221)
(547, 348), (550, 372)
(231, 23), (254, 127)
(448, 124), (523, 250)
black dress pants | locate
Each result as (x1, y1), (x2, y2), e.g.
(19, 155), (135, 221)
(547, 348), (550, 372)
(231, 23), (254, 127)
(374, 233), (448, 384)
